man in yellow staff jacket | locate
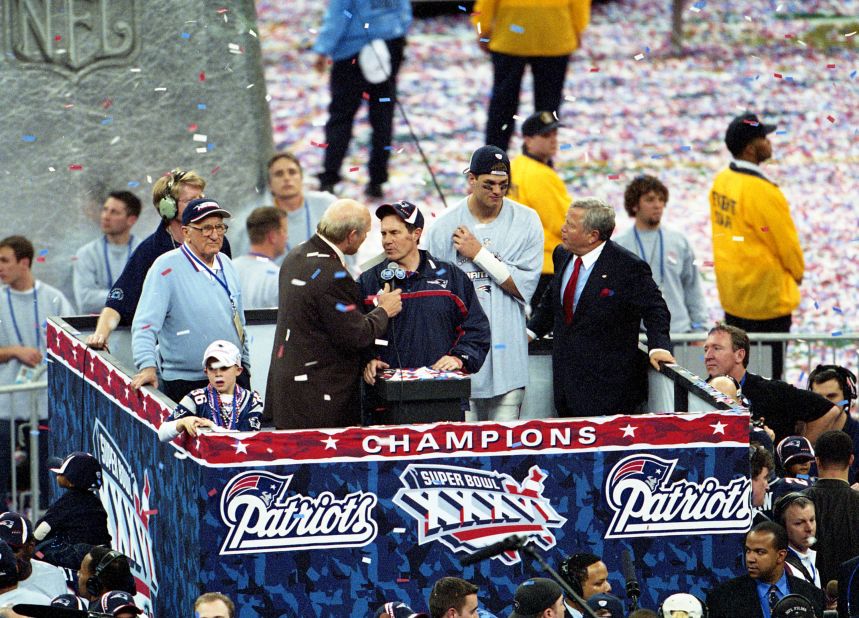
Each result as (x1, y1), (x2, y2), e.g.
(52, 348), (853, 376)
(509, 111), (571, 309)
(472, 0), (590, 152)
(709, 112), (804, 381)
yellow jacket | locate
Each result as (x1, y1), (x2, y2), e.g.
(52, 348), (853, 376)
(709, 164), (804, 320)
(472, 0), (590, 57)
(509, 153), (571, 274)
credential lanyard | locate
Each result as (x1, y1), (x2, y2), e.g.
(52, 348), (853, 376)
(633, 227), (664, 284)
(103, 235), (134, 289)
(181, 244), (244, 343)
(6, 286), (40, 349)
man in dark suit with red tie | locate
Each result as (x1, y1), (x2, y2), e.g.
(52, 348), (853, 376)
(527, 197), (674, 418)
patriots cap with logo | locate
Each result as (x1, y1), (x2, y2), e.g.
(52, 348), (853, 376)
(0, 511), (33, 548)
(776, 436), (815, 468)
(181, 197), (232, 226)
(375, 200), (424, 230)
(51, 594), (90, 610)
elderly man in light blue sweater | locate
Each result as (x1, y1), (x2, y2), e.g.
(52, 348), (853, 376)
(131, 198), (249, 402)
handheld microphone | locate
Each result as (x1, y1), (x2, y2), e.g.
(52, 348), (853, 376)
(621, 548), (641, 609)
(459, 535), (527, 566)
(380, 262), (397, 286)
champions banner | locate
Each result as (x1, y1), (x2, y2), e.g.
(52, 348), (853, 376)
(48, 320), (750, 617)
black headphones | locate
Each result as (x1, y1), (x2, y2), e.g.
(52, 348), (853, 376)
(807, 364), (857, 402)
(157, 169), (188, 221)
(558, 555), (586, 596)
(657, 593), (708, 618)
(86, 550), (123, 598)
(772, 492), (813, 526)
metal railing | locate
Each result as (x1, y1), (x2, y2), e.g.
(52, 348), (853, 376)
(644, 332), (859, 383)
(1, 379), (48, 519)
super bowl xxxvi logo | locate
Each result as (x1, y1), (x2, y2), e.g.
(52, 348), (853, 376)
(605, 453), (751, 538)
(219, 471), (378, 555)
(4, 0), (139, 80)
(393, 464), (566, 565)
(92, 420), (158, 614)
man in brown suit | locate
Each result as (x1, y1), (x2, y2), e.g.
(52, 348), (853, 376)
(264, 199), (401, 429)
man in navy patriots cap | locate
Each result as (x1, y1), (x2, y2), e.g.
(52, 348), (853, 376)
(0, 511), (66, 598)
(131, 197), (251, 402)
(358, 201), (490, 422)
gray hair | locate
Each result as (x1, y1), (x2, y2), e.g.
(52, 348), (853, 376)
(317, 199), (369, 243)
(571, 197), (615, 240)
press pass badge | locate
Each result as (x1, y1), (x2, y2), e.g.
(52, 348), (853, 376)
(231, 301), (245, 344)
(15, 365), (36, 384)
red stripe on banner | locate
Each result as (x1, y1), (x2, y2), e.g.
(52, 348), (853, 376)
(47, 320), (750, 467)
(452, 524), (544, 542)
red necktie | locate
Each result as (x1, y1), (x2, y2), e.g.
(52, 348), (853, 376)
(563, 256), (583, 324)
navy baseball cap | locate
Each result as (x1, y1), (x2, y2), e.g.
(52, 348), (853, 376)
(586, 593), (624, 618)
(374, 602), (430, 618)
(725, 112), (777, 156)
(509, 578), (563, 618)
(375, 200), (424, 229)
(181, 198), (232, 226)
(0, 540), (17, 587)
(465, 145), (510, 177)
(522, 111), (562, 137)
(0, 512), (33, 548)
(51, 594), (90, 610)
(98, 590), (143, 616)
(50, 452), (102, 490)
(777, 436), (815, 468)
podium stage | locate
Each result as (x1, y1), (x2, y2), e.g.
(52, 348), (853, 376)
(47, 317), (751, 617)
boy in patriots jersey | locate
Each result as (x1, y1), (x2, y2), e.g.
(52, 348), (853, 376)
(158, 340), (262, 441)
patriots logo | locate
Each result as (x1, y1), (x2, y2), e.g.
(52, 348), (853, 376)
(477, 284), (492, 294)
(220, 470), (378, 554)
(426, 278), (448, 289)
(612, 455), (672, 492)
(605, 453), (751, 538)
(226, 472), (287, 509)
(393, 464), (566, 565)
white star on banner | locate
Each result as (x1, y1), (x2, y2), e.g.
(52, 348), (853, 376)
(621, 424), (637, 438)
(710, 421), (727, 435)
(234, 441), (248, 454)
(323, 436), (338, 450)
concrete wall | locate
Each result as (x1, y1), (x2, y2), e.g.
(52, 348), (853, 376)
(0, 0), (273, 305)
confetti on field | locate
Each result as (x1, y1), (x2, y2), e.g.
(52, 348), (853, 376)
(208, 488), (218, 496)
(311, 268), (321, 279)
(68, 164), (83, 171)
(291, 278), (306, 286)
(375, 339), (388, 346)
(21, 135), (36, 142)
(176, 330), (190, 336)
(161, 268), (172, 276)
(336, 303), (356, 312)
(334, 271), (348, 279)
(294, 374), (308, 381)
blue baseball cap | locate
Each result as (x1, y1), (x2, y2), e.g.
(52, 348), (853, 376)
(182, 198), (232, 226)
(376, 200), (424, 229)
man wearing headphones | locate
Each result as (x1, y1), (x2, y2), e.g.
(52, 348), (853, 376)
(773, 494), (821, 589)
(559, 553), (613, 617)
(808, 364), (859, 482)
(78, 547), (136, 607)
(87, 169), (231, 350)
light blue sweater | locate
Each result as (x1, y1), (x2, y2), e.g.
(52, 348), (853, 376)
(132, 246), (249, 382)
(312, 0), (412, 62)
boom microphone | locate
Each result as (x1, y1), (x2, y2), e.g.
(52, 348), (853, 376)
(622, 548), (641, 609)
(459, 535), (527, 566)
